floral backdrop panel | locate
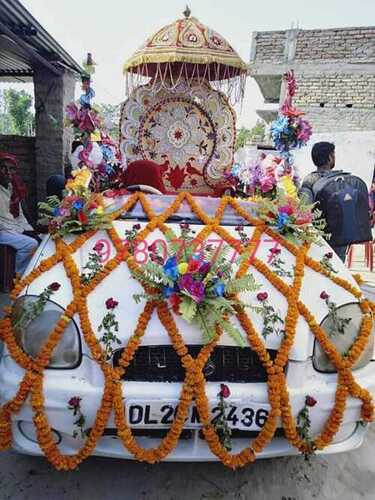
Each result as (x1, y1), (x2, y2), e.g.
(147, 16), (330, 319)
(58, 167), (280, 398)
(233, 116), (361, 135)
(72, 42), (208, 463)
(120, 79), (236, 194)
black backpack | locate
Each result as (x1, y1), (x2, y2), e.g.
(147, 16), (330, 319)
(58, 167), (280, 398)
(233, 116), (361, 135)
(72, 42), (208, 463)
(311, 171), (372, 246)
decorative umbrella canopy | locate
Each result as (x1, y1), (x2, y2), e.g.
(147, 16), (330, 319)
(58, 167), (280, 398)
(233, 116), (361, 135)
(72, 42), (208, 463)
(123, 7), (248, 103)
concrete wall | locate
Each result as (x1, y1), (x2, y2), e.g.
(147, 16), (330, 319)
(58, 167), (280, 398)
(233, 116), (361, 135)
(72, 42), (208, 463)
(0, 135), (36, 219)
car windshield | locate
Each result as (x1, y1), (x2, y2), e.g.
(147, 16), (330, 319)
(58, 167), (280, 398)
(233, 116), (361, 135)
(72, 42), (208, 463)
(104, 194), (258, 226)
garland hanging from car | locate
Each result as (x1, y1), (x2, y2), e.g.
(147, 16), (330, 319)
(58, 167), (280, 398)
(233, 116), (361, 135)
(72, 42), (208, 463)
(0, 192), (373, 470)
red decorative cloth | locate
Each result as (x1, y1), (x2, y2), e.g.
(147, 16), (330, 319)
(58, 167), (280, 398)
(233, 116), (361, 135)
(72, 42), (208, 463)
(0, 152), (27, 217)
(122, 160), (166, 194)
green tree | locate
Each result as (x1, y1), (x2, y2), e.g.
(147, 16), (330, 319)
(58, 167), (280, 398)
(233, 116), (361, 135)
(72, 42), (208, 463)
(0, 88), (35, 136)
(235, 120), (266, 151)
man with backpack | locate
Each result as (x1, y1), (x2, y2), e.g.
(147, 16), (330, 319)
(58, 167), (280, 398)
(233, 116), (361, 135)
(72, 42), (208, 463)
(300, 142), (372, 262)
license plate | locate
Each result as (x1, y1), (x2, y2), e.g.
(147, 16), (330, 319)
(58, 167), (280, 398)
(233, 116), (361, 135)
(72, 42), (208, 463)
(126, 400), (270, 431)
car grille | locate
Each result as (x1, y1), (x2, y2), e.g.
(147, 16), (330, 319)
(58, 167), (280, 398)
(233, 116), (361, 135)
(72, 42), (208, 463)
(112, 345), (278, 383)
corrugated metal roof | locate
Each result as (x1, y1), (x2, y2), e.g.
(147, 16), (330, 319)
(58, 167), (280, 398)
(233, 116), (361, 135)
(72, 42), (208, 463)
(0, 0), (84, 79)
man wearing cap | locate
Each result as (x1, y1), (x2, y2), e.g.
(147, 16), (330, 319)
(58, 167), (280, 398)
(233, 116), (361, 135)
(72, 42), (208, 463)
(0, 153), (38, 275)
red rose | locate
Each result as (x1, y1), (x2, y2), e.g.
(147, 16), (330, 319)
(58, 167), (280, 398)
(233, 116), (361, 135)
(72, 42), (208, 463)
(68, 396), (81, 408)
(220, 383), (231, 399)
(305, 395), (317, 407)
(188, 259), (200, 273)
(169, 293), (181, 314)
(133, 224), (141, 231)
(93, 241), (104, 253)
(320, 291), (329, 300)
(257, 292), (268, 302)
(325, 252), (333, 259)
(77, 210), (88, 224)
(269, 247), (281, 255)
(49, 282), (61, 291)
(148, 242), (157, 252)
(105, 297), (119, 309)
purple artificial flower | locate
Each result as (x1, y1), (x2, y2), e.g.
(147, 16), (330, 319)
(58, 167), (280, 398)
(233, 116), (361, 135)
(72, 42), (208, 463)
(66, 102), (79, 123)
(199, 261), (211, 276)
(179, 274), (205, 303)
(296, 118), (313, 144)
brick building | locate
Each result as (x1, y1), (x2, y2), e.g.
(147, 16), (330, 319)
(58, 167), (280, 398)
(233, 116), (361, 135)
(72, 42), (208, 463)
(0, 0), (84, 216)
(249, 26), (375, 184)
(249, 26), (375, 132)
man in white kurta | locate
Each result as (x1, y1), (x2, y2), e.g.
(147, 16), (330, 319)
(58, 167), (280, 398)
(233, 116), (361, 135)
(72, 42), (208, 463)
(0, 160), (38, 275)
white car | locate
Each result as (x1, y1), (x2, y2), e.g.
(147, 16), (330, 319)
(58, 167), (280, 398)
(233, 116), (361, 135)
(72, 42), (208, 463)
(0, 194), (374, 462)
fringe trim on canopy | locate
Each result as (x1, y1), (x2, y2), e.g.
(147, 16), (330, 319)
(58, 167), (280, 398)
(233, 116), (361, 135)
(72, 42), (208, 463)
(124, 62), (247, 105)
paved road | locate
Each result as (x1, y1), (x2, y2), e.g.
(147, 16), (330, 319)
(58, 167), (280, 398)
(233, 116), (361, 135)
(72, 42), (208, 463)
(0, 425), (374, 500)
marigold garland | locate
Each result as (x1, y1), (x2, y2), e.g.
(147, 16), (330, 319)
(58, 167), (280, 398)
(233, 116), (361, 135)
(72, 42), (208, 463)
(0, 192), (373, 469)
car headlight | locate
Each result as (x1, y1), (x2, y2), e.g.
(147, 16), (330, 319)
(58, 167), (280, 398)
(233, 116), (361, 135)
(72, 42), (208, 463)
(313, 303), (374, 373)
(12, 295), (81, 368)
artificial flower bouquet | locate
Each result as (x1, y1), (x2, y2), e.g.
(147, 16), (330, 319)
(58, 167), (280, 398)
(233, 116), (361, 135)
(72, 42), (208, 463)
(131, 225), (259, 346)
(38, 187), (111, 236)
(227, 153), (298, 201)
(270, 112), (312, 153)
(256, 194), (327, 244)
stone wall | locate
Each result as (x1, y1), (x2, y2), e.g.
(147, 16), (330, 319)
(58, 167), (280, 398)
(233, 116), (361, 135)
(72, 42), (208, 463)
(0, 135), (36, 219)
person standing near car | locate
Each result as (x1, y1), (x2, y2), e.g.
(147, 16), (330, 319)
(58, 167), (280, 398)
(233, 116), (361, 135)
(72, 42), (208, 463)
(300, 142), (371, 262)
(0, 153), (38, 275)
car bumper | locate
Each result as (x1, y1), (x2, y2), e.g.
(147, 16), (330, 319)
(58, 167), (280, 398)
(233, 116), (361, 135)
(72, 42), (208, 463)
(1, 355), (375, 462)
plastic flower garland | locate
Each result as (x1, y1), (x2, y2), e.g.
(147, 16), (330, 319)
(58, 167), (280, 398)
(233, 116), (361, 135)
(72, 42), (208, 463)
(0, 192), (373, 471)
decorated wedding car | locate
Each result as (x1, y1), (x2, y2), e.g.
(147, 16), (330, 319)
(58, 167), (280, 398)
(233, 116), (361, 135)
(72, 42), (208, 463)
(0, 11), (374, 470)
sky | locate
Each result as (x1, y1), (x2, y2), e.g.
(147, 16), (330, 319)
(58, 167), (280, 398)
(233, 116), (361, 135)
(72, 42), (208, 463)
(12, 0), (375, 127)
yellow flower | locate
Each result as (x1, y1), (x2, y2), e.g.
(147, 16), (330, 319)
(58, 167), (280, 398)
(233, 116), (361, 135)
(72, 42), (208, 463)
(178, 262), (188, 274)
(66, 166), (92, 193)
(95, 206), (104, 215)
(279, 176), (297, 199)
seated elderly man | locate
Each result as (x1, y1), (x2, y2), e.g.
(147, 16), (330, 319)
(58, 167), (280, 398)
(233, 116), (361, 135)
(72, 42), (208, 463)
(0, 154), (38, 275)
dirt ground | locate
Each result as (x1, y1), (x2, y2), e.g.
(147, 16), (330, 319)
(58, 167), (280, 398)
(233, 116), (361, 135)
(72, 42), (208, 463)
(0, 425), (373, 500)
